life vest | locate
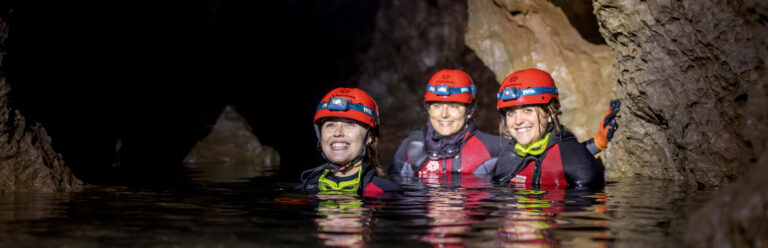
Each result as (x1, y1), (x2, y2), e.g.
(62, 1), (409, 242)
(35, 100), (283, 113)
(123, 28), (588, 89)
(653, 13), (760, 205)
(299, 163), (378, 196)
(508, 144), (569, 187)
(317, 167), (364, 195)
(393, 130), (504, 177)
(493, 129), (604, 187)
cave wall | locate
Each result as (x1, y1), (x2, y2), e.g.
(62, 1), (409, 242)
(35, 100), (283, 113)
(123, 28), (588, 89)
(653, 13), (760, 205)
(0, 4), (82, 192)
(464, 0), (615, 142)
(593, 0), (761, 186)
(356, 0), (499, 163)
(683, 0), (768, 246)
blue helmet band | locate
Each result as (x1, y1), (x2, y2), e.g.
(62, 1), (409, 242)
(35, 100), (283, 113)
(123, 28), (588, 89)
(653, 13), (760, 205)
(497, 86), (558, 101)
(316, 97), (377, 121)
(426, 84), (476, 96)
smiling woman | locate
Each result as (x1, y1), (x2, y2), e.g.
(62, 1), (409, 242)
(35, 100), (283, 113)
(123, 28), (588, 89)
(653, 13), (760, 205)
(388, 69), (508, 179)
(297, 87), (402, 197)
(492, 68), (611, 187)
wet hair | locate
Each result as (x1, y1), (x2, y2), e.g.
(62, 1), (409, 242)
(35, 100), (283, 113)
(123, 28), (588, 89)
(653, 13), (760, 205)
(498, 99), (563, 139)
(544, 99), (563, 136)
(365, 127), (386, 177)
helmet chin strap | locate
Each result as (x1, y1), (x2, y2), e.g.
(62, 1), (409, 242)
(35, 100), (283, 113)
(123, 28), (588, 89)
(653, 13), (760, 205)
(319, 126), (370, 174)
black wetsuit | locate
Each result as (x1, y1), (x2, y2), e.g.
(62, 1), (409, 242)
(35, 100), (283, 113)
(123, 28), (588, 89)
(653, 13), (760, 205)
(298, 162), (403, 197)
(492, 129), (605, 187)
(388, 124), (507, 177)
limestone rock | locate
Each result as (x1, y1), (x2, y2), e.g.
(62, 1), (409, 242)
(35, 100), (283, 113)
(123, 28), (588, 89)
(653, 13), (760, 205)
(183, 105), (279, 181)
(594, 0), (761, 186)
(356, 0), (500, 162)
(0, 11), (82, 192)
(685, 157), (768, 247)
(684, 1), (768, 247)
(464, 0), (615, 141)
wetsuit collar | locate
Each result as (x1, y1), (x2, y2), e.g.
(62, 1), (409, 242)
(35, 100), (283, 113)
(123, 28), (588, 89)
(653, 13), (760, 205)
(424, 121), (476, 160)
(317, 166), (364, 195)
(515, 132), (550, 156)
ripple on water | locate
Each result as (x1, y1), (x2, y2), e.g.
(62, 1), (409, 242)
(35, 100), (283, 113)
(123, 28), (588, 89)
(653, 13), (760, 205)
(0, 176), (716, 247)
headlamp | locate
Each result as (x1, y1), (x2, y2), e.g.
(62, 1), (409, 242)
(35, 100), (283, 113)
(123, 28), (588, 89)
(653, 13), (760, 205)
(497, 86), (558, 101)
(426, 85), (476, 96)
(497, 87), (520, 100)
(434, 85), (451, 96)
(316, 97), (378, 121)
(327, 97), (349, 111)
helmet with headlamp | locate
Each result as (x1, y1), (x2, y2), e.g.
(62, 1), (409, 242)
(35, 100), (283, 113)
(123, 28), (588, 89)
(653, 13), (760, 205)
(496, 68), (559, 110)
(315, 87), (379, 128)
(424, 69), (476, 104)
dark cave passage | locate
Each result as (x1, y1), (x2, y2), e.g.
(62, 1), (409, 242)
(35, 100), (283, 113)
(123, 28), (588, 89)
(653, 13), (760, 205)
(4, 0), (379, 185)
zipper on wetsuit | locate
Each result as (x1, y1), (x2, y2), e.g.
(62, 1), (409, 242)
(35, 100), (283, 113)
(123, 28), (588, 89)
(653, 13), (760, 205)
(441, 159), (446, 172)
(533, 157), (542, 185)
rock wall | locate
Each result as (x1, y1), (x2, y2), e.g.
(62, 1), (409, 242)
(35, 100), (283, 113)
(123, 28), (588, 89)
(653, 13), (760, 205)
(684, 0), (768, 247)
(464, 0), (615, 141)
(183, 105), (279, 182)
(0, 6), (82, 192)
(593, 0), (761, 186)
(357, 0), (499, 163)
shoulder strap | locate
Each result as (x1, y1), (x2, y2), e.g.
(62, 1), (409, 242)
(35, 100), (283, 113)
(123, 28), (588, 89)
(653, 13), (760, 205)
(297, 163), (328, 193)
(358, 167), (378, 196)
(404, 140), (428, 175)
(492, 145), (536, 183)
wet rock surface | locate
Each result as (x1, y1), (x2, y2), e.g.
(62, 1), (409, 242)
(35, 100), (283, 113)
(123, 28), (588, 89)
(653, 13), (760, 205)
(0, 9), (82, 192)
(684, 0), (768, 247)
(685, 158), (768, 247)
(356, 0), (500, 162)
(464, 0), (615, 141)
(183, 105), (279, 181)
(594, 0), (761, 186)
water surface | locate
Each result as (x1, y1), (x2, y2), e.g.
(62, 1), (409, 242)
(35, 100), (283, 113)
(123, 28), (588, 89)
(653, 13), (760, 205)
(0, 172), (716, 247)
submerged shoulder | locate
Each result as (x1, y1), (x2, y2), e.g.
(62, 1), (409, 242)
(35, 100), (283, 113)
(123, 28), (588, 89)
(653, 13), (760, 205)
(369, 176), (403, 192)
(473, 131), (510, 153)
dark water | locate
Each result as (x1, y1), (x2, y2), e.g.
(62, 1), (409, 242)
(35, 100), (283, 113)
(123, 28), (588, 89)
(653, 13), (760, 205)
(0, 170), (716, 247)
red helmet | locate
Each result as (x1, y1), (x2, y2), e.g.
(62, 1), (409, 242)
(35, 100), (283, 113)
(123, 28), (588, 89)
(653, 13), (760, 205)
(496, 68), (559, 110)
(314, 87), (378, 128)
(424, 69), (476, 104)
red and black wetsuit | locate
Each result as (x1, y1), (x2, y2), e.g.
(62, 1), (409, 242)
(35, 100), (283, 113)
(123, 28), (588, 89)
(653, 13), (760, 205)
(298, 163), (403, 197)
(388, 124), (507, 178)
(492, 129), (605, 187)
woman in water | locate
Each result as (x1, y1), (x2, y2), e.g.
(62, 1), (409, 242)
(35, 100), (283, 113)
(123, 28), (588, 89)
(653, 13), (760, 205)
(388, 69), (508, 178)
(492, 68), (614, 187)
(298, 87), (402, 196)
(389, 69), (616, 181)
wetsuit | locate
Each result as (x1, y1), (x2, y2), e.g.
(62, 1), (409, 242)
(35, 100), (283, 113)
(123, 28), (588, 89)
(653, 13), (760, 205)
(492, 129), (605, 187)
(299, 162), (403, 197)
(389, 123), (508, 177)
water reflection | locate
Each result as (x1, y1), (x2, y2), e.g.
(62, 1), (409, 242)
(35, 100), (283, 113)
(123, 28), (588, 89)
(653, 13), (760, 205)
(314, 195), (369, 247)
(0, 192), (71, 222)
(0, 175), (715, 247)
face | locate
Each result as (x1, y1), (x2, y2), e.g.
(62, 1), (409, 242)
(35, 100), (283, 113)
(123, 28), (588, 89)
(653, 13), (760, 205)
(320, 117), (370, 165)
(428, 102), (470, 136)
(504, 105), (551, 145)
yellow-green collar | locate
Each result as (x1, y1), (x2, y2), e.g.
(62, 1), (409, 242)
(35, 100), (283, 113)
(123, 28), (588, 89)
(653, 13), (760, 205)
(317, 167), (363, 195)
(515, 132), (550, 156)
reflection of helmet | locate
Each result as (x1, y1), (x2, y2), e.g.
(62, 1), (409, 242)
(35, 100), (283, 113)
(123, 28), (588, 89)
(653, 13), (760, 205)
(315, 87), (379, 128)
(424, 69), (476, 104)
(496, 68), (559, 110)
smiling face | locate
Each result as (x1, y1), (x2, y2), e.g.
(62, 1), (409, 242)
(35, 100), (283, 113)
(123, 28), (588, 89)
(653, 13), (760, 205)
(428, 102), (470, 136)
(504, 105), (551, 145)
(319, 117), (370, 165)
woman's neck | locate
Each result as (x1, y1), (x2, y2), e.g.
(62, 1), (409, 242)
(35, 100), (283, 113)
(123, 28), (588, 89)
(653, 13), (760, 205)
(334, 161), (362, 177)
